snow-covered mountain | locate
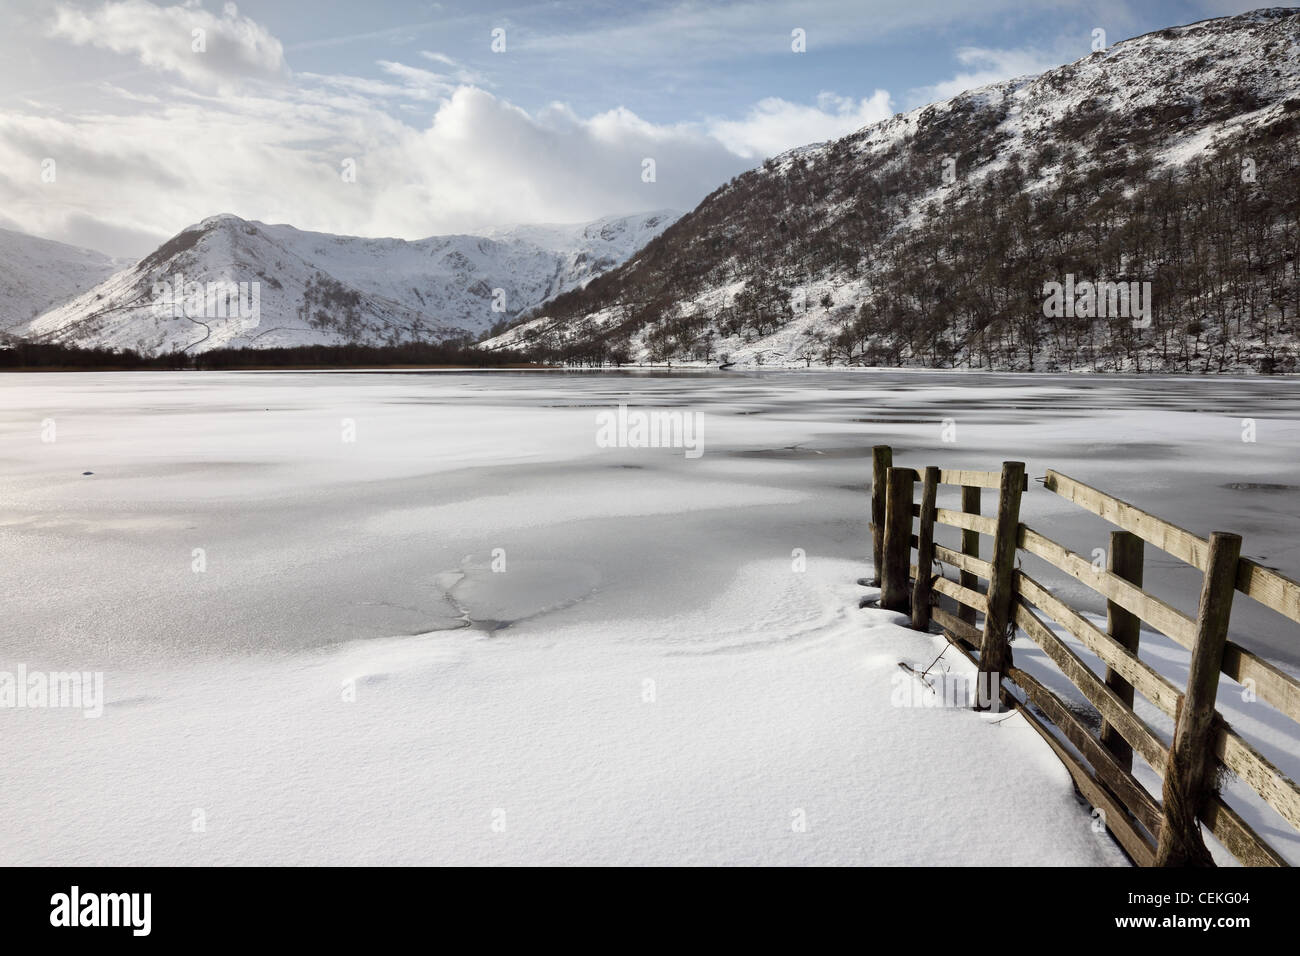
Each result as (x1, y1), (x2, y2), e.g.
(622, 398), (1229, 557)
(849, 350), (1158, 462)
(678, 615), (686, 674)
(0, 228), (129, 333)
(481, 8), (1300, 372)
(17, 211), (678, 355)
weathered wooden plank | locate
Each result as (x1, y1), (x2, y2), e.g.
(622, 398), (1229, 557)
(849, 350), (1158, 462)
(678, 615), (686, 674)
(1201, 796), (1289, 867)
(1157, 532), (1241, 867)
(912, 467), (940, 631)
(936, 468), (1002, 489)
(1013, 600), (1169, 774)
(1236, 559), (1300, 626)
(934, 543), (993, 580)
(1013, 668), (1288, 867)
(1012, 691), (1158, 867)
(1213, 724), (1300, 835)
(931, 605), (983, 647)
(937, 623), (981, 664)
(959, 485), (981, 627)
(1044, 469), (1300, 624)
(937, 469), (1029, 491)
(1044, 469), (1212, 566)
(1009, 664), (1163, 839)
(1020, 526), (1299, 722)
(930, 574), (988, 614)
(871, 456), (1298, 867)
(1018, 525), (1198, 647)
(1015, 572), (1183, 719)
(977, 462), (1026, 705)
(1219, 642), (1300, 725)
(935, 508), (998, 537)
(995, 600), (1286, 867)
(869, 445), (892, 587)
(1102, 531), (1145, 772)
(880, 467), (914, 613)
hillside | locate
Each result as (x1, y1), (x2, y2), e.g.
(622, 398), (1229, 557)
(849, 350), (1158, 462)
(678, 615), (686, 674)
(16, 211), (677, 355)
(480, 9), (1300, 372)
(0, 229), (128, 332)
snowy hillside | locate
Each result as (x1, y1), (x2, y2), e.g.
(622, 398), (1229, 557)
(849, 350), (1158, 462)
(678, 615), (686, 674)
(481, 8), (1300, 371)
(484, 212), (683, 287)
(0, 228), (128, 333)
(17, 211), (677, 355)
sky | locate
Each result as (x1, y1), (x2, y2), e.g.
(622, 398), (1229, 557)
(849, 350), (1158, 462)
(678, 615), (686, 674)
(0, 0), (1278, 257)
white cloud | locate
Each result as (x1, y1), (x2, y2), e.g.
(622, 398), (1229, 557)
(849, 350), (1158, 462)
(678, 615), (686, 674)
(418, 51), (487, 86)
(376, 88), (749, 233)
(709, 90), (894, 159)
(8, 2), (910, 257)
(372, 55), (487, 99)
(375, 61), (457, 99)
(48, 0), (286, 91)
(0, 77), (759, 257)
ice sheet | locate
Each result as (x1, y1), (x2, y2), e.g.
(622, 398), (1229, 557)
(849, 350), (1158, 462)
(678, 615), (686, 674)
(1, 369), (1296, 864)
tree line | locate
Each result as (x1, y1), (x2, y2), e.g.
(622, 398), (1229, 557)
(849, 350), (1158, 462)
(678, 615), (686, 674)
(0, 340), (531, 370)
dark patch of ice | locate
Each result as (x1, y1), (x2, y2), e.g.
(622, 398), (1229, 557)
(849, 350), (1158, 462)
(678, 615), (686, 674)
(1222, 482), (1299, 491)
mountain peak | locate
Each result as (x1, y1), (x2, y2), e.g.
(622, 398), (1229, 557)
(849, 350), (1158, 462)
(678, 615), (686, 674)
(15, 210), (680, 355)
(198, 213), (248, 228)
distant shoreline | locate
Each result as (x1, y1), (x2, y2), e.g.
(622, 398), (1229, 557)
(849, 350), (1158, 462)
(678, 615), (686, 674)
(0, 363), (551, 373)
(2, 363), (1296, 378)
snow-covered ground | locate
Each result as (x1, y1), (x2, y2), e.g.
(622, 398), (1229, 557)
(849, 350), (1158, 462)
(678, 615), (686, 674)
(1, 369), (1297, 865)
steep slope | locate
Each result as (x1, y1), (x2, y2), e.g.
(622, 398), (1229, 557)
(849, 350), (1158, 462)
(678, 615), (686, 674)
(19, 211), (677, 355)
(0, 229), (129, 332)
(485, 212), (684, 289)
(482, 8), (1300, 372)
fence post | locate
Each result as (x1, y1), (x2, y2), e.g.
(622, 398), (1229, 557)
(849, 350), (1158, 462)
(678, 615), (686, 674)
(1155, 531), (1242, 866)
(880, 466), (914, 613)
(959, 486), (981, 627)
(1101, 531), (1144, 771)
(869, 445), (893, 586)
(975, 461), (1026, 708)
(911, 466), (940, 630)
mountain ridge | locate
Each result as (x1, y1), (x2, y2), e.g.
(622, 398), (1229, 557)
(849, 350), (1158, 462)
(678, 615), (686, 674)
(480, 7), (1300, 372)
(14, 210), (679, 355)
(0, 228), (131, 333)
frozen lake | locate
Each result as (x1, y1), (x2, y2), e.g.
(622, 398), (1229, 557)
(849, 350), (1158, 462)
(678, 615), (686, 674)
(2, 369), (1298, 865)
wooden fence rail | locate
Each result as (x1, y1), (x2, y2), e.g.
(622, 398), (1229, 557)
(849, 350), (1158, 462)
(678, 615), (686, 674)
(867, 444), (1300, 867)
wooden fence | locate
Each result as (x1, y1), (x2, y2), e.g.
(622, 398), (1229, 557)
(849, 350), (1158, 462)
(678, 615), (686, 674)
(868, 444), (1300, 867)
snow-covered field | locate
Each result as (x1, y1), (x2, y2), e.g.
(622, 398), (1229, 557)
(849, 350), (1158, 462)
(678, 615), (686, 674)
(2, 369), (1297, 865)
